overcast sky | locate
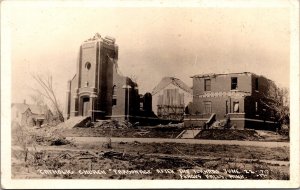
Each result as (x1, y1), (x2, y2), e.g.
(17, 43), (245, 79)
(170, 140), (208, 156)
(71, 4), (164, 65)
(8, 3), (290, 109)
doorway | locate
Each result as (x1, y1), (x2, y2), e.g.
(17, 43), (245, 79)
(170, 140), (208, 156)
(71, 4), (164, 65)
(82, 97), (90, 116)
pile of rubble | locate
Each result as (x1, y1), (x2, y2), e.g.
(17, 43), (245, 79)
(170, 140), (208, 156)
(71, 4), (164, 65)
(57, 116), (92, 128)
(156, 122), (184, 128)
(195, 129), (262, 141)
(58, 117), (135, 129)
(34, 132), (70, 146)
(92, 120), (134, 129)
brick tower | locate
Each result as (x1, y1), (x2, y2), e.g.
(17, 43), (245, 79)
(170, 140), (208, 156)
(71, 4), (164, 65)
(66, 33), (119, 120)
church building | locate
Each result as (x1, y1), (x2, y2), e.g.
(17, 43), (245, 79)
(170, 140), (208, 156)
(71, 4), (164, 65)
(65, 33), (149, 122)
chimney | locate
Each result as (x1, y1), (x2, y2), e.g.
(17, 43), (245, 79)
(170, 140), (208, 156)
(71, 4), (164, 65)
(23, 99), (26, 104)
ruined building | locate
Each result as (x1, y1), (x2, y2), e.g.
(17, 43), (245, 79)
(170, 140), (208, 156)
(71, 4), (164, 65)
(65, 34), (153, 122)
(184, 72), (279, 130)
(151, 77), (192, 121)
(11, 100), (53, 127)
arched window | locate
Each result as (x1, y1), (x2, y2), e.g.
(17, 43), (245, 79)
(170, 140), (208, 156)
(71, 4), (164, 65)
(112, 85), (117, 96)
(112, 85), (117, 106)
(233, 101), (239, 113)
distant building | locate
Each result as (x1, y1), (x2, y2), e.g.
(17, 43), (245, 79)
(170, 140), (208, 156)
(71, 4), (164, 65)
(65, 34), (153, 122)
(151, 77), (192, 121)
(184, 72), (279, 130)
(11, 101), (53, 127)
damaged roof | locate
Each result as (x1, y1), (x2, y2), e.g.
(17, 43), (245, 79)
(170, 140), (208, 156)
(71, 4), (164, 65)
(190, 72), (275, 84)
(151, 77), (193, 95)
(12, 103), (51, 115)
(191, 72), (254, 78)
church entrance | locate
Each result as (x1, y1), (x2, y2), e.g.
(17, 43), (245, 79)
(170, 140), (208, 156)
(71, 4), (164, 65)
(82, 97), (90, 116)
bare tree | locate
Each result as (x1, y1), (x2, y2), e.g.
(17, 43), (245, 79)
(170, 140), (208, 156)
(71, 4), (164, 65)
(31, 73), (64, 122)
(261, 87), (289, 126)
(30, 93), (45, 106)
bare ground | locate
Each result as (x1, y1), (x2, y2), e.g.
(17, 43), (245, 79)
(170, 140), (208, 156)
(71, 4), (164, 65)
(11, 140), (289, 179)
(11, 122), (289, 180)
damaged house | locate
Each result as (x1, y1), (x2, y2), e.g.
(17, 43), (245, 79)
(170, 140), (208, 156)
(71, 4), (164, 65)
(11, 101), (53, 127)
(151, 77), (193, 121)
(184, 72), (279, 130)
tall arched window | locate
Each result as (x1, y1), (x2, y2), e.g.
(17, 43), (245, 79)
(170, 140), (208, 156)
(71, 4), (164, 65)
(84, 62), (91, 87)
(112, 85), (117, 106)
(113, 85), (117, 96)
(233, 101), (239, 113)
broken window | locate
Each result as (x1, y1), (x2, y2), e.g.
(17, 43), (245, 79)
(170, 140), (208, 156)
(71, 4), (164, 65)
(112, 85), (117, 106)
(112, 85), (117, 96)
(204, 101), (212, 114)
(233, 101), (239, 113)
(255, 78), (259, 91)
(112, 98), (117, 106)
(204, 79), (211, 91)
(231, 77), (238, 90)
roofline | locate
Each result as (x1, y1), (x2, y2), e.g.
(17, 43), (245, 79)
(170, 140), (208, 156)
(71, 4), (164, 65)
(191, 72), (276, 85)
(191, 72), (254, 78)
(21, 107), (31, 114)
(190, 72), (276, 79)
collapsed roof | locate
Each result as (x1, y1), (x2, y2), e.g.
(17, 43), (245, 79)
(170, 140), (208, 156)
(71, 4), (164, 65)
(151, 77), (193, 95)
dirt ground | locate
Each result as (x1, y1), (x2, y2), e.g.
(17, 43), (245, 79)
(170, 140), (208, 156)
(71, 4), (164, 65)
(62, 127), (183, 139)
(11, 122), (289, 180)
(43, 125), (289, 142)
(195, 129), (289, 142)
(11, 140), (289, 179)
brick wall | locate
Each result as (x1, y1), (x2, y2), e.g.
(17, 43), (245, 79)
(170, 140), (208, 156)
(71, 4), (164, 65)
(185, 73), (279, 130)
(112, 66), (127, 117)
(193, 73), (252, 96)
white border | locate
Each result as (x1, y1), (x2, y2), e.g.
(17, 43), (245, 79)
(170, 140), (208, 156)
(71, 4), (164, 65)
(1, 0), (299, 189)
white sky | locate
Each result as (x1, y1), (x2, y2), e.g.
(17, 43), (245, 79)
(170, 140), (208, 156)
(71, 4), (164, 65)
(7, 2), (290, 109)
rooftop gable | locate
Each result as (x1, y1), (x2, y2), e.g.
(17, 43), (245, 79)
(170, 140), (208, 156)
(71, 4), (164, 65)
(12, 103), (50, 115)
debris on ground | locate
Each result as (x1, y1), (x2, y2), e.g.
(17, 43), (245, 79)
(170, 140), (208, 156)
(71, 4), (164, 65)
(157, 122), (184, 128)
(134, 130), (150, 136)
(55, 116), (91, 129)
(50, 137), (70, 146)
(256, 130), (289, 142)
(195, 129), (262, 141)
(133, 140), (141, 145)
(11, 138), (290, 179)
(102, 137), (112, 149)
(93, 120), (132, 129)
(103, 151), (123, 158)
(210, 121), (223, 129)
(73, 117), (92, 128)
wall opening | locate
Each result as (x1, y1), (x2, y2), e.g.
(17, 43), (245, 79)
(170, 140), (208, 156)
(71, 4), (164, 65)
(82, 97), (90, 116)
(255, 78), (259, 91)
(112, 98), (117, 106)
(85, 62), (91, 70)
(112, 85), (117, 106)
(231, 77), (238, 90)
(204, 101), (212, 114)
(233, 101), (239, 113)
(204, 79), (211, 91)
